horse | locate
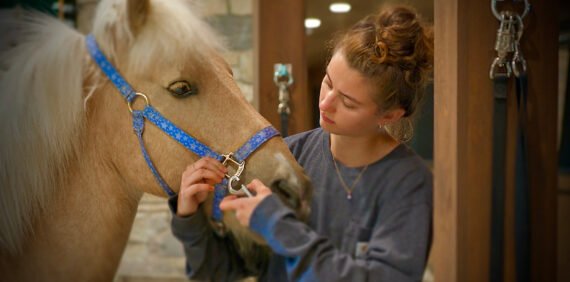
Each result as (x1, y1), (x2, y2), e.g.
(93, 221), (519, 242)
(0, 0), (312, 281)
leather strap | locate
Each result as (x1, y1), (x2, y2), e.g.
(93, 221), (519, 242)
(490, 74), (508, 282)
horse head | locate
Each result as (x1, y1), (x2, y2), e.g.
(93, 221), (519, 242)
(0, 0), (311, 280)
(89, 0), (312, 257)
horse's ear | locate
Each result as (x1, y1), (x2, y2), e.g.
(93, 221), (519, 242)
(127, 0), (149, 36)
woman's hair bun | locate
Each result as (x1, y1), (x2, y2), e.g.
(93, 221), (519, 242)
(372, 6), (434, 81)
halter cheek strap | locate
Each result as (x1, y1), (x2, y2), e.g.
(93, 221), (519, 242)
(85, 34), (280, 222)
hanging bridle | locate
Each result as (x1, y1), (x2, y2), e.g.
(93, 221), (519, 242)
(85, 34), (280, 223)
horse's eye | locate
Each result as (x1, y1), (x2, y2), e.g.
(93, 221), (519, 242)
(167, 81), (197, 98)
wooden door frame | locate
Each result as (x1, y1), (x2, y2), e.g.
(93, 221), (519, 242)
(433, 0), (558, 281)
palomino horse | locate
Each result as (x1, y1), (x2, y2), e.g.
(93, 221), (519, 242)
(0, 0), (311, 281)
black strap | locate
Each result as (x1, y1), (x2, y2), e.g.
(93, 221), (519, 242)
(281, 112), (289, 138)
(490, 74), (508, 282)
(514, 73), (529, 282)
(490, 73), (530, 282)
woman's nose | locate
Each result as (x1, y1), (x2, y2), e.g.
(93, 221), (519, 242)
(319, 91), (335, 112)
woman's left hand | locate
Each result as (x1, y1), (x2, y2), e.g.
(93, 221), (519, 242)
(219, 179), (272, 226)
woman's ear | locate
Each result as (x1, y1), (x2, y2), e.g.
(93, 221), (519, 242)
(378, 108), (405, 127)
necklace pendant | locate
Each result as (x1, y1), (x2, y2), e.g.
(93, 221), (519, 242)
(347, 194), (352, 200)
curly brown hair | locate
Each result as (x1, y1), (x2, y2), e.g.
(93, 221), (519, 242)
(330, 6), (434, 141)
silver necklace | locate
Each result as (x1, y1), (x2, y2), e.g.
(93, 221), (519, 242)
(332, 157), (369, 200)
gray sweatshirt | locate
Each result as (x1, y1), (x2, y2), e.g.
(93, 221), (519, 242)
(170, 127), (432, 281)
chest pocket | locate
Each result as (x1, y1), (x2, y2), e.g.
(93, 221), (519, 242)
(342, 219), (373, 258)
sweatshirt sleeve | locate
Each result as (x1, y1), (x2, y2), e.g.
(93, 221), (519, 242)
(249, 191), (431, 282)
(168, 196), (252, 281)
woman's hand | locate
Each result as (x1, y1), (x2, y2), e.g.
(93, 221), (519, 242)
(219, 179), (272, 226)
(177, 157), (227, 217)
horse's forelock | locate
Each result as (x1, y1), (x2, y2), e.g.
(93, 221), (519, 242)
(0, 10), (87, 255)
(92, 0), (225, 76)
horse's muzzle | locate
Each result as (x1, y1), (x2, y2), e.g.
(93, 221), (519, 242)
(270, 177), (312, 222)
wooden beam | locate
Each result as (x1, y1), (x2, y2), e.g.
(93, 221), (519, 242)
(433, 0), (558, 281)
(434, 0), (498, 280)
(523, 1), (559, 280)
(433, 0), (459, 280)
(254, 0), (313, 136)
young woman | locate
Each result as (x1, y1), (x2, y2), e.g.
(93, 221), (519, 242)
(170, 6), (434, 281)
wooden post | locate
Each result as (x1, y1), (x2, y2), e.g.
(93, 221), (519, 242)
(253, 0), (313, 136)
(433, 0), (558, 281)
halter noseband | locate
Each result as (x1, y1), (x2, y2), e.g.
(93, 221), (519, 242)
(85, 34), (279, 223)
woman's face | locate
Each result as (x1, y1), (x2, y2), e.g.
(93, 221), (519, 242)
(319, 52), (380, 136)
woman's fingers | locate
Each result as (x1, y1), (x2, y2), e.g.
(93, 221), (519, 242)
(246, 179), (263, 190)
(194, 157), (227, 176)
(177, 183), (214, 216)
(219, 195), (241, 211)
(177, 157), (228, 217)
(181, 157), (227, 187)
(181, 169), (223, 188)
(183, 158), (225, 178)
(179, 183), (213, 200)
(194, 187), (211, 203)
(246, 179), (271, 195)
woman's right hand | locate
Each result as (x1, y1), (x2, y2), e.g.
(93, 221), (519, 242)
(177, 157), (227, 217)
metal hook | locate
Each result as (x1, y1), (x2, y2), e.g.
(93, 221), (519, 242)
(491, 0), (530, 21)
(490, 12), (515, 79)
(511, 13), (527, 77)
(273, 64), (294, 115)
(227, 175), (253, 197)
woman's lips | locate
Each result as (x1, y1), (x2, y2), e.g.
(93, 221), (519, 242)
(321, 113), (335, 124)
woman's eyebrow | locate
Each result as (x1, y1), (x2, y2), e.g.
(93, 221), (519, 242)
(325, 71), (362, 105)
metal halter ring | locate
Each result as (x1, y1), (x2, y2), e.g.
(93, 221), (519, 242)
(127, 92), (150, 113)
(491, 0), (530, 21)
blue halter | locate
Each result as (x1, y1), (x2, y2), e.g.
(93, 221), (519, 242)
(85, 34), (279, 221)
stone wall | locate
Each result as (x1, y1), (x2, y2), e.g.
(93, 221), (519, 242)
(113, 194), (187, 282)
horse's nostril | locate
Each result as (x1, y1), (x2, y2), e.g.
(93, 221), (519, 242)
(271, 179), (300, 210)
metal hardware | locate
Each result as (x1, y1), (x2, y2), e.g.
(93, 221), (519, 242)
(494, 12), (515, 56)
(127, 92), (150, 113)
(221, 153), (252, 197)
(490, 12), (516, 79)
(228, 175), (253, 197)
(274, 63), (294, 137)
(273, 63), (294, 115)
(491, 0), (530, 21)
(512, 45), (527, 77)
(221, 153), (244, 179)
(490, 8), (527, 79)
(511, 14), (527, 77)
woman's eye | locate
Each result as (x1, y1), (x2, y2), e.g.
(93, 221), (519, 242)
(167, 81), (197, 98)
(342, 98), (356, 109)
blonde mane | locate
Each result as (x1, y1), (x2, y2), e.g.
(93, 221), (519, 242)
(0, 0), (224, 255)
(0, 11), (87, 255)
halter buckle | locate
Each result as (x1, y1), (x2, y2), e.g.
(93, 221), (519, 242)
(221, 153), (246, 193)
(221, 153), (244, 178)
